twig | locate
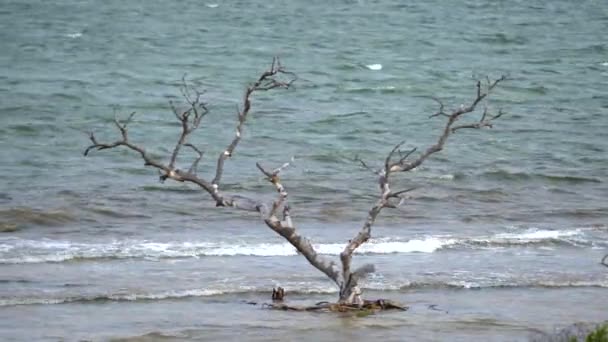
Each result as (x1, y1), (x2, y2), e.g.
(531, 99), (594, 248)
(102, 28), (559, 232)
(212, 57), (296, 188)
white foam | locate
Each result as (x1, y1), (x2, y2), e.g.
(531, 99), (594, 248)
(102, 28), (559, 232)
(493, 228), (579, 241)
(205, 243), (296, 257)
(358, 237), (454, 254)
(0, 237), (454, 263)
(366, 63), (382, 71)
(66, 32), (82, 38)
(111, 288), (227, 301)
(205, 3), (219, 8)
(0, 228), (586, 264)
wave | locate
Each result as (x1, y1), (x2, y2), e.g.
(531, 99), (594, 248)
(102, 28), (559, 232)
(480, 170), (601, 184)
(342, 85), (399, 94)
(0, 207), (75, 228)
(2, 279), (606, 307)
(0, 286), (339, 307)
(396, 279), (608, 290)
(0, 228), (596, 264)
(0, 288), (235, 307)
(463, 228), (591, 248)
(0, 237), (454, 264)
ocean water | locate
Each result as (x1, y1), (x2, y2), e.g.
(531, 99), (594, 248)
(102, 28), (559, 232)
(1, 0), (607, 341)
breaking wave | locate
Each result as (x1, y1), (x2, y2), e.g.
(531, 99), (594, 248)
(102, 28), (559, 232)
(395, 279), (608, 291)
(0, 207), (75, 227)
(0, 237), (454, 264)
(2, 279), (607, 307)
(0, 285), (339, 307)
(0, 228), (596, 264)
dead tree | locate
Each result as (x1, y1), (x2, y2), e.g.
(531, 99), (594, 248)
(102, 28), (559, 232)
(84, 58), (506, 305)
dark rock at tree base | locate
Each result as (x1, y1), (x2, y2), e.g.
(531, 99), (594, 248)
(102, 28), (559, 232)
(271, 287), (284, 301)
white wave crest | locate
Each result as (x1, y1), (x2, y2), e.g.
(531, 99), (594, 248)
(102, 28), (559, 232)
(0, 285), (339, 307)
(3, 278), (607, 307)
(0, 228), (590, 264)
(365, 63), (382, 70)
(490, 228), (580, 242)
(0, 237), (454, 264)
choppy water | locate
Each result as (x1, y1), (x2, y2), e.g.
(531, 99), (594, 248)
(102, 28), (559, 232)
(1, 0), (607, 341)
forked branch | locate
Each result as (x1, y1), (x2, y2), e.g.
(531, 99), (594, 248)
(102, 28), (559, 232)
(340, 75), (507, 302)
(84, 61), (508, 305)
(256, 160), (343, 286)
(389, 75), (506, 175)
(84, 58), (295, 208)
(212, 58), (296, 188)
(168, 79), (208, 170)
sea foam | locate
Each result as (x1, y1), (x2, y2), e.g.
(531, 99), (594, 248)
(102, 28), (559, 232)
(0, 228), (591, 264)
(0, 237), (454, 263)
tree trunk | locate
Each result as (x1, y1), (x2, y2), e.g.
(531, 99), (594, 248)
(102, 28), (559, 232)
(84, 59), (507, 305)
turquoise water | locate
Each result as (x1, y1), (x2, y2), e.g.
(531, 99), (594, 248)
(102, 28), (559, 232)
(1, 0), (607, 340)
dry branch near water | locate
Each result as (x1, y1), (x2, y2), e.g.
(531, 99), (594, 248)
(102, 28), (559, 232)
(264, 299), (408, 314)
(84, 58), (507, 308)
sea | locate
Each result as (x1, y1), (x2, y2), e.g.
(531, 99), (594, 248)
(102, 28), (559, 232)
(0, 0), (607, 341)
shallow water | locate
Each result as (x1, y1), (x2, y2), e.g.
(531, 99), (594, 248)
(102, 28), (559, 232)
(1, 0), (607, 340)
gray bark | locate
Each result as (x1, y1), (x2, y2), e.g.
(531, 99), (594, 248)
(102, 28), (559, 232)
(85, 59), (506, 304)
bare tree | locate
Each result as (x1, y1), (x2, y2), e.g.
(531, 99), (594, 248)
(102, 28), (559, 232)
(85, 58), (506, 306)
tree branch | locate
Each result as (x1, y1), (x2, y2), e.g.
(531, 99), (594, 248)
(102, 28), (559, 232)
(212, 57), (296, 189)
(184, 143), (204, 175)
(84, 62), (508, 305)
(354, 155), (380, 175)
(339, 75), (507, 302)
(391, 75), (506, 174)
(256, 160), (343, 286)
(167, 85), (208, 170)
(84, 58), (294, 208)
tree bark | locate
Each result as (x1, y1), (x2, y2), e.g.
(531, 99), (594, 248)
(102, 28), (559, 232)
(84, 59), (506, 304)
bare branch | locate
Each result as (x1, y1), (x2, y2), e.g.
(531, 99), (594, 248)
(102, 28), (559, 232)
(272, 156), (295, 176)
(354, 155), (380, 175)
(83, 60), (292, 208)
(168, 80), (209, 170)
(84, 61), (509, 305)
(351, 264), (375, 281)
(389, 147), (417, 173)
(257, 159), (343, 286)
(256, 162), (274, 179)
(212, 57), (296, 188)
(338, 75), (507, 303)
(429, 96), (448, 118)
(384, 140), (405, 177)
(387, 186), (418, 199)
(480, 105), (489, 122)
(184, 143), (204, 175)
(392, 75), (506, 174)
(339, 198), (383, 301)
(451, 121), (494, 132)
